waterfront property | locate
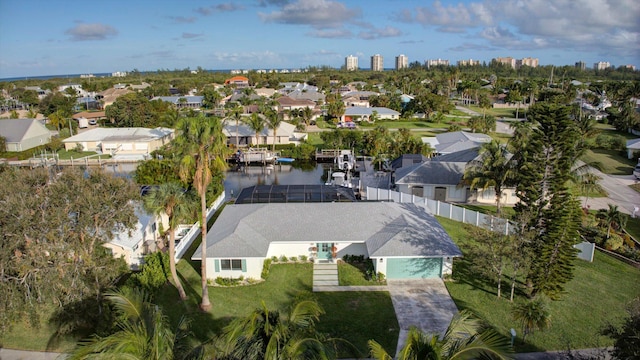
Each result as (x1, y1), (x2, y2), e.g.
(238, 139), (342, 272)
(222, 119), (306, 147)
(0, 118), (52, 151)
(192, 202), (462, 281)
(393, 148), (518, 206)
(62, 127), (174, 159)
(421, 131), (492, 156)
(341, 107), (400, 123)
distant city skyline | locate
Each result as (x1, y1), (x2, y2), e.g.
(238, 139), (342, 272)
(0, 0), (638, 79)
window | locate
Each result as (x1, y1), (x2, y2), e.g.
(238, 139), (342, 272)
(221, 259), (243, 270)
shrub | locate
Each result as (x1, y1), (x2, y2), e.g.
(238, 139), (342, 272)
(623, 235), (636, 249)
(605, 233), (624, 251)
(261, 258), (272, 279)
(127, 252), (169, 294)
(299, 255), (308, 262)
(279, 255), (288, 262)
(271, 256), (278, 263)
(290, 256), (298, 263)
(215, 277), (242, 286)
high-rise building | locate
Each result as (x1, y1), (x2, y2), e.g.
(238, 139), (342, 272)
(345, 55), (358, 71)
(575, 61), (586, 70)
(494, 57), (517, 69)
(425, 59), (449, 68)
(395, 54), (408, 70)
(517, 57), (539, 68)
(457, 59), (481, 66)
(371, 54), (384, 71)
(594, 61), (611, 70)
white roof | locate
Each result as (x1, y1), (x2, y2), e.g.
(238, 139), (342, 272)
(344, 107), (400, 116)
(110, 206), (153, 250)
(63, 127), (174, 143)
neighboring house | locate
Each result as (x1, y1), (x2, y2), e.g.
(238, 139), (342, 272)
(390, 154), (430, 171)
(222, 119), (306, 147)
(254, 87), (277, 98)
(75, 96), (101, 111)
(0, 118), (51, 152)
(73, 111), (106, 122)
(58, 83), (88, 97)
(626, 138), (640, 159)
(287, 89), (325, 103)
(422, 131), (492, 155)
(393, 148), (518, 206)
(105, 205), (167, 270)
(151, 96), (204, 109)
(63, 127), (174, 159)
(192, 202), (462, 280)
(277, 96), (315, 112)
(24, 86), (51, 100)
(342, 91), (380, 107)
(342, 107), (400, 122)
(129, 82), (151, 91)
(224, 76), (250, 88)
(96, 87), (133, 108)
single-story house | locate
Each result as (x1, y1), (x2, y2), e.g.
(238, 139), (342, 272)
(626, 138), (640, 159)
(104, 205), (164, 270)
(96, 87), (133, 108)
(223, 119), (306, 147)
(151, 96), (204, 109)
(341, 91), (379, 107)
(277, 96), (315, 112)
(287, 89), (325, 103)
(63, 127), (174, 158)
(342, 107), (400, 122)
(73, 111), (106, 122)
(422, 131), (492, 155)
(394, 148), (519, 205)
(192, 202), (462, 280)
(0, 118), (51, 152)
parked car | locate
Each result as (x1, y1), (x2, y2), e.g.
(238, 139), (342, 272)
(88, 119), (97, 125)
(634, 164), (640, 179)
(336, 121), (356, 129)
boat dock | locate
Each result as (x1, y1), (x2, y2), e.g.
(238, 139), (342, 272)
(235, 148), (276, 165)
(314, 149), (346, 162)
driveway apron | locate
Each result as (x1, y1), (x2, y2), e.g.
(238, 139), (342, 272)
(387, 279), (459, 356)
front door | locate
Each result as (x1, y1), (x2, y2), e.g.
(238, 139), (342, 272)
(317, 243), (333, 261)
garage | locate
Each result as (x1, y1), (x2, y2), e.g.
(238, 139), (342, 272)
(386, 257), (442, 279)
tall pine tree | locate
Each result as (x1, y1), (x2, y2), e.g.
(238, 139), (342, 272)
(511, 102), (582, 299)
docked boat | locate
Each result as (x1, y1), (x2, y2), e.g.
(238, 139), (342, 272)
(235, 148), (276, 164)
(275, 157), (295, 163)
(334, 150), (356, 171)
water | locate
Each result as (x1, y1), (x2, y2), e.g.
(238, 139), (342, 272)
(223, 162), (332, 198)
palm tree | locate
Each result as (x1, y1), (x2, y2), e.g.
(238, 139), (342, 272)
(301, 106), (314, 128)
(369, 310), (512, 360)
(247, 112), (266, 147)
(463, 140), (515, 215)
(143, 182), (193, 301)
(219, 298), (342, 360)
(511, 297), (551, 341)
(265, 109), (283, 151)
(68, 288), (200, 360)
(597, 204), (627, 239)
(229, 105), (244, 148)
(175, 116), (228, 311)
(578, 172), (604, 208)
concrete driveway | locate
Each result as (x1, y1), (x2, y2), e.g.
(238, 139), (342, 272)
(387, 279), (459, 356)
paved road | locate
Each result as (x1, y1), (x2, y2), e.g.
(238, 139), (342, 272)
(580, 171), (640, 215)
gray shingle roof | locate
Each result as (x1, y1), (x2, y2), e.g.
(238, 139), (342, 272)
(193, 202), (461, 259)
(0, 118), (50, 143)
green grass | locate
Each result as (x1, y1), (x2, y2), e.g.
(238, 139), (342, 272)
(465, 105), (520, 118)
(305, 132), (324, 146)
(361, 120), (450, 130)
(456, 204), (516, 218)
(582, 149), (635, 175)
(54, 150), (109, 160)
(437, 217), (640, 353)
(338, 262), (386, 286)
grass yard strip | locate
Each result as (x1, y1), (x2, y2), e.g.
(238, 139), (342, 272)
(316, 291), (398, 357)
(581, 149), (635, 175)
(338, 262), (386, 286)
(436, 216), (640, 353)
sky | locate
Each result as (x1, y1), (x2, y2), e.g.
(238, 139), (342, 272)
(0, 0), (638, 79)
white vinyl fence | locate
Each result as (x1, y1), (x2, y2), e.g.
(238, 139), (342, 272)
(174, 193), (226, 261)
(365, 187), (512, 234)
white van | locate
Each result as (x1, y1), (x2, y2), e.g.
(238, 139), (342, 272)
(634, 164), (640, 179)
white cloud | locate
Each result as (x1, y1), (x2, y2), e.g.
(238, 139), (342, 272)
(398, 0), (640, 57)
(307, 28), (353, 38)
(65, 23), (118, 41)
(259, 0), (360, 29)
(358, 26), (403, 40)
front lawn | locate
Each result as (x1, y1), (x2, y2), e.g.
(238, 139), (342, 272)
(437, 217), (640, 353)
(338, 261), (386, 286)
(582, 149), (635, 175)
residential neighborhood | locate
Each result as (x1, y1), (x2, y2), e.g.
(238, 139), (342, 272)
(1, 50), (639, 360)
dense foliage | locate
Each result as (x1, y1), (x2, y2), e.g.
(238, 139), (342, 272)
(0, 167), (138, 335)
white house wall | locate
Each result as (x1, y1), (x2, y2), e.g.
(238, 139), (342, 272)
(206, 257), (263, 280)
(267, 243), (315, 259)
(476, 188), (518, 206)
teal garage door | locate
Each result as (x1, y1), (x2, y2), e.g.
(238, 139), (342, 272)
(386, 257), (442, 279)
